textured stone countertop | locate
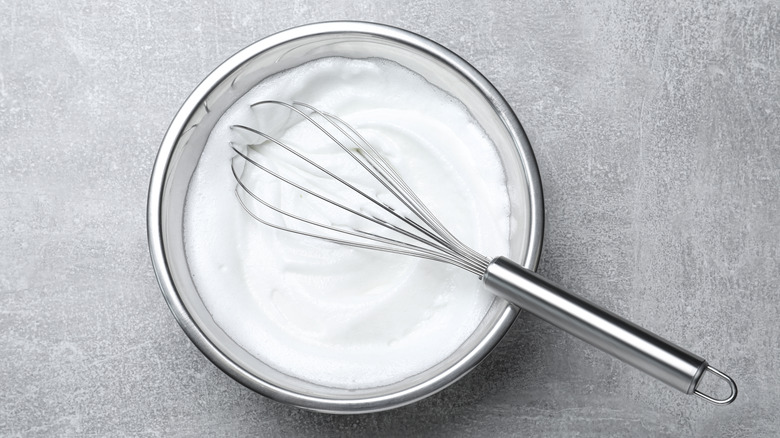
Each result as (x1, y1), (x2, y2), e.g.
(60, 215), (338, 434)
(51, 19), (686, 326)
(1, 1), (778, 436)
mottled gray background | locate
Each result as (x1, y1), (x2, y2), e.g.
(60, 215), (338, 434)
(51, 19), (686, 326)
(1, 0), (778, 436)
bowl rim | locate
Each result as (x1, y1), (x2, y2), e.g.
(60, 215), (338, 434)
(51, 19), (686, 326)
(147, 20), (545, 413)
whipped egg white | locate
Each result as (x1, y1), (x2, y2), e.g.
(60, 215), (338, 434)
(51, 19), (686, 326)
(184, 57), (512, 388)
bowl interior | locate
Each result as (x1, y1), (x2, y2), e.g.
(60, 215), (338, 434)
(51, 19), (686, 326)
(152, 23), (541, 413)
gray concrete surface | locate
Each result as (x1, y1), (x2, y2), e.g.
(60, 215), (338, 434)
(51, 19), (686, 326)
(1, 0), (778, 436)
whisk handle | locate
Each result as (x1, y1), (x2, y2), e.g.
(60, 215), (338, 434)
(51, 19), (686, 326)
(483, 256), (737, 404)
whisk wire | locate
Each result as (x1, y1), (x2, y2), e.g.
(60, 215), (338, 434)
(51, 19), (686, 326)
(295, 102), (489, 268)
(230, 123), (445, 247)
(229, 133), (481, 273)
(245, 101), (457, 248)
(231, 146), (457, 256)
(234, 188), (486, 275)
(231, 100), (490, 275)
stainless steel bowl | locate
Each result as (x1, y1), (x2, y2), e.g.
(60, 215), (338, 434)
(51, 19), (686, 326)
(147, 21), (544, 413)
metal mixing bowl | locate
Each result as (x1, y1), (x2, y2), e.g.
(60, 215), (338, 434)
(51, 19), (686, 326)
(147, 21), (544, 413)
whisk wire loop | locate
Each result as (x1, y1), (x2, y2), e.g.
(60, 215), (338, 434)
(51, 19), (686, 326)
(231, 100), (490, 276)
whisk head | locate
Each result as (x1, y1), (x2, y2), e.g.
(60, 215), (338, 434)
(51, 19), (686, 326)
(230, 100), (491, 277)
